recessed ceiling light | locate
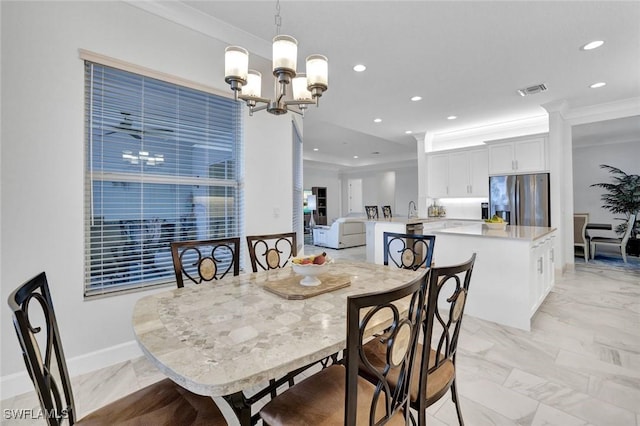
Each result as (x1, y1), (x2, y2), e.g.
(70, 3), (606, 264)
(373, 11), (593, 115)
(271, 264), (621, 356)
(353, 64), (366, 72)
(373, 118), (382, 123)
(353, 155), (359, 159)
(447, 116), (457, 120)
(581, 40), (604, 51)
(410, 96), (422, 102)
(313, 148), (319, 151)
(405, 130), (413, 134)
(590, 82), (606, 88)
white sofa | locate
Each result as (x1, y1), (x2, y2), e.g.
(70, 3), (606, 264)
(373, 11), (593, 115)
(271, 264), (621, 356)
(312, 217), (366, 249)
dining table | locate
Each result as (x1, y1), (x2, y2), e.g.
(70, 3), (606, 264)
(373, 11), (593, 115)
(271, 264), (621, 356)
(132, 260), (422, 426)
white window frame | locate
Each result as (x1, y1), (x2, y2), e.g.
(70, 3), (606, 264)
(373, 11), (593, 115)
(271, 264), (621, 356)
(83, 53), (243, 297)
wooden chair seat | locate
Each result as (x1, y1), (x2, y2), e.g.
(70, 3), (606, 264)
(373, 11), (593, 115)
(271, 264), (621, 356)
(260, 365), (406, 426)
(77, 378), (226, 425)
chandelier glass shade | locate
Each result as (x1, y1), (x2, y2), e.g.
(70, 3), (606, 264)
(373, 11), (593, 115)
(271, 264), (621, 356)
(224, 33), (328, 116)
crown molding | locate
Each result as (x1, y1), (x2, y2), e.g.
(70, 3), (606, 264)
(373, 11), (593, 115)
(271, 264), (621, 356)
(541, 99), (570, 116)
(564, 97), (640, 126)
(123, 1), (271, 59)
(573, 137), (640, 149)
(427, 115), (548, 152)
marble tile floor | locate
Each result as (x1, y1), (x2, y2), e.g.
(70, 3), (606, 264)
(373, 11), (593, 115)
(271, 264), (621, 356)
(2, 245), (639, 425)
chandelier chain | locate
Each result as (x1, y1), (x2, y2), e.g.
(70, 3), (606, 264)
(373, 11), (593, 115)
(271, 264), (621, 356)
(274, 0), (282, 35)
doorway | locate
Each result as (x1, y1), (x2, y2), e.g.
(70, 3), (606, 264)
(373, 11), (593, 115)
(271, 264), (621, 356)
(348, 179), (363, 214)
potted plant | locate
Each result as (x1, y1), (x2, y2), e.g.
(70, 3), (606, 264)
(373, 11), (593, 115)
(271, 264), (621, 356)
(590, 165), (640, 256)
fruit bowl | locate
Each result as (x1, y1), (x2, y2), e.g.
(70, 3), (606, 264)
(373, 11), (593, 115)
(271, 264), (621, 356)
(291, 254), (333, 286)
(484, 221), (507, 230)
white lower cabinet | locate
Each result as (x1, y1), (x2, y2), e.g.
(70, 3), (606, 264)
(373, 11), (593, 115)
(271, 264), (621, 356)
(529, 234), (555, 315)
(432, 228), (557, 331)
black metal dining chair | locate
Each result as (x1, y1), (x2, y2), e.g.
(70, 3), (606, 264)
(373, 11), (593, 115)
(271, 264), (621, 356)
(359, 254), (477, 426)
(365, 205), (379, 220)
(170, 237), (241, 287)
(246, 232), (297, 272)
(259, 270), (428, 425)
(384, 231), (436, 270)
(7, 272), (227, 426)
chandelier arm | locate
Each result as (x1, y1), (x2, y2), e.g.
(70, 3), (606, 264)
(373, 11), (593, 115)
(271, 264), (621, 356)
(284, 99), (317, 106)
(251, 104), (269, 113)
(239, 95), (271, 104)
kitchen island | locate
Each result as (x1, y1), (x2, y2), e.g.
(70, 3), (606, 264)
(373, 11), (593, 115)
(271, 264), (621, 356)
(433, 224), (557, 331)
(364, 218), (483, 264)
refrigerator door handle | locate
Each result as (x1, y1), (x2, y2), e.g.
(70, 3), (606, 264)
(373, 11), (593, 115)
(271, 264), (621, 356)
(514, 178), (520, 225)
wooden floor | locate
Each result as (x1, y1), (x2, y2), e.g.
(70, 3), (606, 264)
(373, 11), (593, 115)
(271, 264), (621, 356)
(2, 245), (639, 425)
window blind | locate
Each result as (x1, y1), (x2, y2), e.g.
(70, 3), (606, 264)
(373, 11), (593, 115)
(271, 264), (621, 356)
(292, 123), (303, 252)
(84, 62), (243, 297)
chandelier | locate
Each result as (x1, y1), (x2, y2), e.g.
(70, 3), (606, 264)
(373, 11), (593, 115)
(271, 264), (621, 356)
(223, 0), (328, 116)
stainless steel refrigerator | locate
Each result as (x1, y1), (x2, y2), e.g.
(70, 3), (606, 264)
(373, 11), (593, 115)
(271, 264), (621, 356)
(489, 173), (550, 226)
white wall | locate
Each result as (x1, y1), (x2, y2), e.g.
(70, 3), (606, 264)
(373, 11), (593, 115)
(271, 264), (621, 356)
(0, 1), (293, 395)
(394, 168), (418, 218)
(573, 139), (640, 231)
(339, 164), (418, 218)
(303, 166), (341, 223)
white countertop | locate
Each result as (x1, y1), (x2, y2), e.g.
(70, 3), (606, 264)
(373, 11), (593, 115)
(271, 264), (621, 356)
(435, 223), (556, 241)
(366, 217), (480, 225)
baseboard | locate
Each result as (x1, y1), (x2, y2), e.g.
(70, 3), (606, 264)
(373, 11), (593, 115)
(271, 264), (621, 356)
(0, 340), (142, 401)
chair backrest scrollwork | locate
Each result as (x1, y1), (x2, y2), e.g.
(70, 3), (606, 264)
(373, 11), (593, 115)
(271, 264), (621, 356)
(246, 232), (297, 272)
(345, 270), (428, 425)
(383, 232), (436, 271)
(8, 272), (77, 425)
(365, 206), (379, 220)
(170, 237), (241, 287)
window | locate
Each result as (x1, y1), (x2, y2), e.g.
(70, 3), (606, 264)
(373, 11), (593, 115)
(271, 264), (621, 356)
(292, 122), (303, 251)
(84, 62), (243, 296)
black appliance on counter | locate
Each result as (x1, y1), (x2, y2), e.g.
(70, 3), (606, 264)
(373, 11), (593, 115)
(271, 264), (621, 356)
(481, 202), (489, 220)
(489, 173), (550, 226)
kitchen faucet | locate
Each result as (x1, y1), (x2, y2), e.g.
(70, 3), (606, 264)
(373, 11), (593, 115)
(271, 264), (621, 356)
(408, 200), (417, 219)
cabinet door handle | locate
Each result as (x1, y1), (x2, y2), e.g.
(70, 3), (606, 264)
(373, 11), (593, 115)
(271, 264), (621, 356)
(515, 160), (519, 170)
(550, 249), (554, 262)
(469, 184), (472, 193)
(511, 160), (515, 170)
(538, 258), (543, 274)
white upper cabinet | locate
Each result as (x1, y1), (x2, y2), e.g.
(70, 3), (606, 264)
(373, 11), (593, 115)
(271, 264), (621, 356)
(468, 149), (489, 196)
(487, 134), (548, 175)
(427, 153), (449, 198)
(427, 147), (488, 198)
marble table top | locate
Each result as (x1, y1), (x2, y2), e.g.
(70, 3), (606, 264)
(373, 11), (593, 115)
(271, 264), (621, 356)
(132, 260), (421, 398)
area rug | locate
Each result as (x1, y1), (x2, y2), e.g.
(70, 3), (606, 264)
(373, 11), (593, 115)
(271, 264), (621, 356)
(575, 252), (640, 273)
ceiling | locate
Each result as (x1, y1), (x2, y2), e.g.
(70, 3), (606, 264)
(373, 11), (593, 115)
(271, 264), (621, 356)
(179, 1), (640, 168)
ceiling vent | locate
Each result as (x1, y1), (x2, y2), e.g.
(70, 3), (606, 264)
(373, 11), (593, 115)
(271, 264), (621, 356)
(517, 83), (548, 97)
